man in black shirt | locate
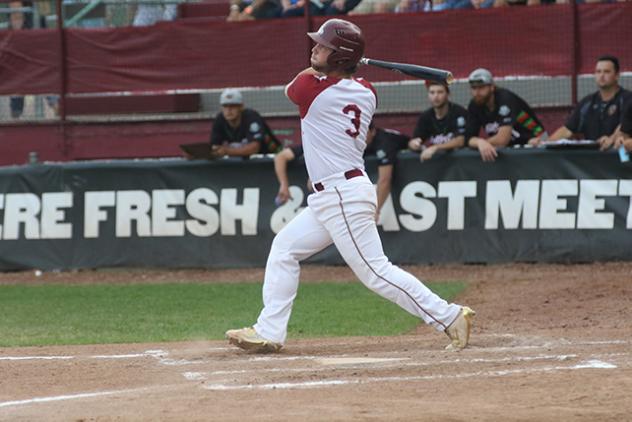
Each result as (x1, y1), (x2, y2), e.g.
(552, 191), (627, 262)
(408, 80), (467, 161)
(274, 123), (409, 220)
(543, 56), (631, 150)
(466, 68), (545, 162)
(210, 88), (283, 158)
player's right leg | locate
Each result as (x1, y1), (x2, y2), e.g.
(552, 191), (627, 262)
(226, 207), (333, 352)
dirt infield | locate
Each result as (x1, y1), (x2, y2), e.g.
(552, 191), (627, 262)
(1, 262), (631, 421)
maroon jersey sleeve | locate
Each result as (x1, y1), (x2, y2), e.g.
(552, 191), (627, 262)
(286, 74), (340, 118)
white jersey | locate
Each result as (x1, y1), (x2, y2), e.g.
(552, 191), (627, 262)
(286, 74), (377, 182)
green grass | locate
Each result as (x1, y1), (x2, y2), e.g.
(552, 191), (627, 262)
(0, 281), (465, 347)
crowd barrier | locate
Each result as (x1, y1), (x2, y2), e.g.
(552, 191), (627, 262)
(1, 148), (631, 271)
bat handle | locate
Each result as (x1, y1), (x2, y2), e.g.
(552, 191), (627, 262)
(359, 57), (370, 66)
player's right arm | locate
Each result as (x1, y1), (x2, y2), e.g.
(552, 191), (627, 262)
(274, 147), (297, 205)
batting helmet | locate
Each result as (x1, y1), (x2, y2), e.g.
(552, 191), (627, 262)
(307, 19), (365, 72)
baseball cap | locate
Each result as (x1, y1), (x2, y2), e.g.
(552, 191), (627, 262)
(220, 88), (243, 106)
(468, 68), (493, 86)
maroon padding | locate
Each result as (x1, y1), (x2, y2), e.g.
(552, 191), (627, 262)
(2, 3), (631, 96)
(0, 108), (570, 165)
(65, 94), (200, 115)
(0, 29), (61, 96)
(63, 19), (308, 95)
(578, 3), (632, 74)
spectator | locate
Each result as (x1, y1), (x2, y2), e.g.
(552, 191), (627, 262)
(614, 100), (632, 153)
(348, 0), (399, 14)
(466, 68), (545, 162)
(8, 1), (31, 119)
(280, 0), (311, 16)
(323, 0), (363, 14)
(280, 0), (360, 17)
(535, 56), (631, 150)
(227, 0), (282, 21)
(132, 3), (177, 26)
(274, 122), (409, 221)
(210, 88), (283, 158)
(408, 80), (467, 161)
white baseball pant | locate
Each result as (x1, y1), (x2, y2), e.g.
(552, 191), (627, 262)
(254, 170), (461, 344)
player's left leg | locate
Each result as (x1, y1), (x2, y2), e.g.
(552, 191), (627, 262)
(311, 177), (473, 348)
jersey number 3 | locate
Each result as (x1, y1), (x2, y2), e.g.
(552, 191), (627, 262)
(342, 104), (361, 138)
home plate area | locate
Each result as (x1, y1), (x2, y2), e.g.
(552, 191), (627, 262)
(1, 333), (631, 421)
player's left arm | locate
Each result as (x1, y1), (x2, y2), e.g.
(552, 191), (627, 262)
(285, 68), (322, 100)
(486, 125), (513, 147)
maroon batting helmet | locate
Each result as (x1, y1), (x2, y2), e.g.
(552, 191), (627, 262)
(307, 19), (365, 72)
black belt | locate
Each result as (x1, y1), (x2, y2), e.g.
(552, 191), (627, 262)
(314, 168), (363, 192)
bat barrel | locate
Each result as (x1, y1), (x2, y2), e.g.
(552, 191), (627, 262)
(362, 58), (454, 85)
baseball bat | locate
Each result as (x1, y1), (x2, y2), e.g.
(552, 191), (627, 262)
(360, 58), (454, 85)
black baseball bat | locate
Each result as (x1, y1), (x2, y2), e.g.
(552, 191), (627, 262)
(360, 58), (454, 85)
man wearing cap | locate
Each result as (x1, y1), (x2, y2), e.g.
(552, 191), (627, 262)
(536, 56), (631, 150)
(209, 88), (283, 158)
(466, 68), (545, 162)
(408, 80), (468, 161)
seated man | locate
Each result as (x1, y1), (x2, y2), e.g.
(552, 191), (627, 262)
(466, 68), (545, 162)
(538, 56), (631, 150)
(274, 122), (409, 221)
(210, 88), (283, 158)
(408, 80), (467, 161)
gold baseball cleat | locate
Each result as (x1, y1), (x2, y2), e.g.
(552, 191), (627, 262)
(444, 306), (476, 351)
(225, 327), (283, 353)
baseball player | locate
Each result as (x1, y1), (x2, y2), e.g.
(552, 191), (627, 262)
(226, 19), (475, 353)
(408, 80), (468, 161)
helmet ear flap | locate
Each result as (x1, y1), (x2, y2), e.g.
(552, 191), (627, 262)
(327, 52), (351, 69)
